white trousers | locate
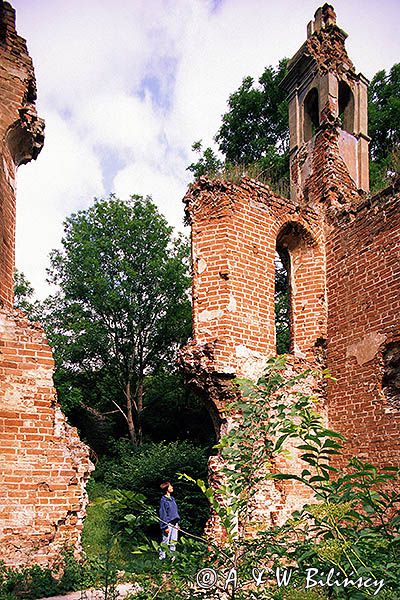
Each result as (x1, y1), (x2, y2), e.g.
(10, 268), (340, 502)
(159, 522), (179, 559)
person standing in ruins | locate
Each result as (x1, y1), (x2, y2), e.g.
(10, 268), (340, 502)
(159, 481), (180, 559)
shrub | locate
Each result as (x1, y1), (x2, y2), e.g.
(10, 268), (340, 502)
(178, 357), (400, 599)
(0, 551), (96, 600)
(94, 440), (211, 535)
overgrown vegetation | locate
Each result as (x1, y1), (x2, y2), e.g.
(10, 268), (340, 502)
(8, 196), (215, 598)
(14, 195), (216, 453)
(8, 53), (399, 600)
(93, 439), (211, 537)
(131, 357), (399, 599)
(275, 254), (290, 354)
(368, 63), (400, 192)
(0, 551), (104, 600)
(2, 360), (399, 599)
(43, 194), (191, 446)
(13, 269), (41, 320)
(187, 60), (290, 196)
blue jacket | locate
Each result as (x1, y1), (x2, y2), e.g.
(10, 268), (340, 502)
(159, 495), (180, 531)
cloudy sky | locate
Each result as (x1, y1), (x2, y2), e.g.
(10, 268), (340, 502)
(12, 0), (400, 298)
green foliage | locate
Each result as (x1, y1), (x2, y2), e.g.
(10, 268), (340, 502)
(81, 471), (210, 598)
(94, 439), (211, 535)
(187, 141), (223, 179)
(189, 59), (399, 198)
(228, 359), (399, 597)
(71, 360), (399, 599)
(82, 482), (116, 560)
(142, 370), (215, 445)
(0, 550), (104, 600)
(187, 60), (290, 194)
(368, 63), (400, 192)
(97, 489), (157, 543)
(43, 194), (191, 446)
(172, 358), (400, 599)
(13, 270), (41, 321)
(275, 254), (290, 354)
(0, 562), (56, 600)
(216, 60), (289, 169)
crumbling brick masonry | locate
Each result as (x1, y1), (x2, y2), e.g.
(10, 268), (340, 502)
(0, 2), (93, 567)
(181, 4), (400, 530)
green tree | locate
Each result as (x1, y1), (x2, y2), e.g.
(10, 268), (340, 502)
(275, 254), (290, 354)
(13, 269), (41, 321)
(186, 141), (222, 180)
(142, 370), (215, 446)
(187, 60), (290, 192)
(368, 63), (400, 192)
(45, 195), (191, 446)
(216, 60), (289, 170)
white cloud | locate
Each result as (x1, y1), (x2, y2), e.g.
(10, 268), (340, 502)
(76, 91), (161, 160)
(10, 0), (400, 300)
(15, 111), (104, 298)
(113, 160), (190, 231)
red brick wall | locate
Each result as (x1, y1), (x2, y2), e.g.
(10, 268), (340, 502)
(182, 4), (400, 538)
(0, 2), (44, 308)
(182, 177), (330, 530)
(326, 188), (400, 465)
(183, 171), (400, 534)
(0, 308), (94, 567)
(185, 177), (327, 376)
(0, 3), (93, 568)
(0, 144), (16, 309)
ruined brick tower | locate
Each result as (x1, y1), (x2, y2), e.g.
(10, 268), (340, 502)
(0, 2), (93, 567)
(181, 3), (400, 527)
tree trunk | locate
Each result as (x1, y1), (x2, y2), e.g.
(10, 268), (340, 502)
(136, 376), (144, 445)
(125, 380), (138, 446)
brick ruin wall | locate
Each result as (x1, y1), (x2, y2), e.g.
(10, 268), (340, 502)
(181, 177), (330, 531)
(0, 310), (93, 566)
(1, 0), (398, 559)
(185, 177), (327, 371)
(326, 185), (400, 465)
(179, 3), (400, 537)
(182, 173), (400, 535)
(0, 2), (93, 567)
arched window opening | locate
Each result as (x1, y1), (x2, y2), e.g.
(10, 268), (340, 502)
(275, 248), (290, 354)
(338, 81), (354, 133)
(303, 88), (319, 142)
(276, 221), (321, 357)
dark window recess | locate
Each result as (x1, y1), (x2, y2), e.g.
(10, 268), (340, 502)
(275, 249), (290, 354)
(338, 81), (354, 133)
(26, 78), (37, 103)
(303, 88), (319, 142)
(382, 342), (400, 410)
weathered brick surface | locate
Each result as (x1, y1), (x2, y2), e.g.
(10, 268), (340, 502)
(0, 308), (94, 566)
(0, 3), (93, 567)
(182, 176), (328, 525)
(181, 3), (400, 534)
(184, 176), (327, 371)
(326, 184), (400, 465)
(0, 1), (44, 309)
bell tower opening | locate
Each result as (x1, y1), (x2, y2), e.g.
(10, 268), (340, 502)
(338, 80), (354, 134)
(282, 3), (370, 195)
(303, 88), (319, 142)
